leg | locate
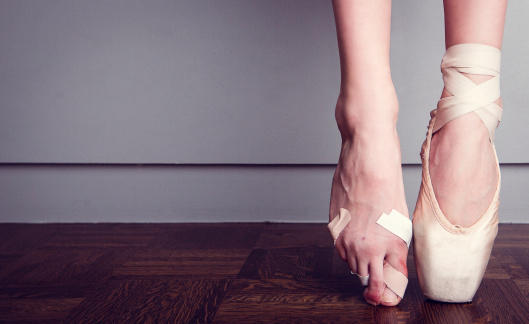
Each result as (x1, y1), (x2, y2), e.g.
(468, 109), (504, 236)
(430, 0), (508, 227)
(330, 0), (409, 306)
(412, 1), (506, 303)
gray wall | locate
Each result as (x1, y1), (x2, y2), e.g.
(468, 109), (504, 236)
(0, 0), (527, 222)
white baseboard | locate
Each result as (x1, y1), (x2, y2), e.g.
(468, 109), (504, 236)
(0, 164), (527, 223)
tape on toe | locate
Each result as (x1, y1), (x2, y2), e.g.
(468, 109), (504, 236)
(351, 272), (370, 286)
(383, 262), (408, 298)
(328, 208), (352, 245)
(328, 208), (412, 299)
(376, 209), (412, 298)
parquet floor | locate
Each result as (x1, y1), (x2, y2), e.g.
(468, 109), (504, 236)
(0, 223), (528, 323)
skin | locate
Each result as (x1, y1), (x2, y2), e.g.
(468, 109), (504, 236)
(431, 0), (508, 228)
(330, 0), (508, 306)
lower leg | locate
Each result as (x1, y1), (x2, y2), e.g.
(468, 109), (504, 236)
(333, 0), (397, 130)
(444, 0), (507, 49)
(330, 0), (409, 306)
(430, 0), (507, 227)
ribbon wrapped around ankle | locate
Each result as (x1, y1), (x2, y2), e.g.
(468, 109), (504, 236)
(328, 208), (412, 298)
(435, 43), (502, 142)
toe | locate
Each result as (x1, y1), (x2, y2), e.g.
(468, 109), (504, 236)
(347, 255), (358, 275)
(380, 288), (401, 306)
(363, 260), (385, 306)
(356, 261), (369, 279)
(380, 249), (409, 306)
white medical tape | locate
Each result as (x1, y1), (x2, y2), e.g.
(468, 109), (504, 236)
(351, 272), (369, 286)
(383, 262), (408, 298)
(376, 209), (412, 248)
(328, 208), (352, 245)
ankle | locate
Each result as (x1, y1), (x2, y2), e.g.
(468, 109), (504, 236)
(434, 113), (490, 146)
(335, 85), (399, 137)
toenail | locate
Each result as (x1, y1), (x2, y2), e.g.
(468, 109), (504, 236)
(381, 296), (398, 304)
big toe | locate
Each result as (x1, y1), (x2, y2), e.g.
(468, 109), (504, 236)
(380, 255), (408, 306)
(363, 271), (404, 307)
(380, 287), (401, 306)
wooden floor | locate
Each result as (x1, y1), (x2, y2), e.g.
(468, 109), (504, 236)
(0, 223), (528, 323)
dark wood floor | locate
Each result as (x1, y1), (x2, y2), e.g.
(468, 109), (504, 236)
(0, 223), (528, 323)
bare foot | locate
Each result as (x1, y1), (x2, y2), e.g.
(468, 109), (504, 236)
(330, 87), (409, 306)
(429, 74), (500, 228)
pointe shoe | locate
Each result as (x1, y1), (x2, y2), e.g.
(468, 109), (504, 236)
(329, 208), (412, 304)
(413, 44), (502, 303)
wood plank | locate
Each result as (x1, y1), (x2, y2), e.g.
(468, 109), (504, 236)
(510, 248), (529, 279)
(237, 247), (334, 280)
(483, 254), (511, 280)
(513, 279), (529, 301)
(492, 248), (528, 280)
(214, 279), (375, 323)
(42, 225), (159, 249)
(0, 297), (84, 323)
(254, 223), (332, 248)
(0, 224), (57, 254)
(494, 224), (529, 249)
(0, 282), (94, 299)
(63, 279), (231, 323)
(112, 249), (251, 279)
(147, 223), (266, 250)
(0, 248), (135, 283)
(0, 282), (93, 322)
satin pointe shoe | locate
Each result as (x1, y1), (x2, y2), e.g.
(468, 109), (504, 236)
(329, 208), (412, 303)
(413, 43), (502, 303)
